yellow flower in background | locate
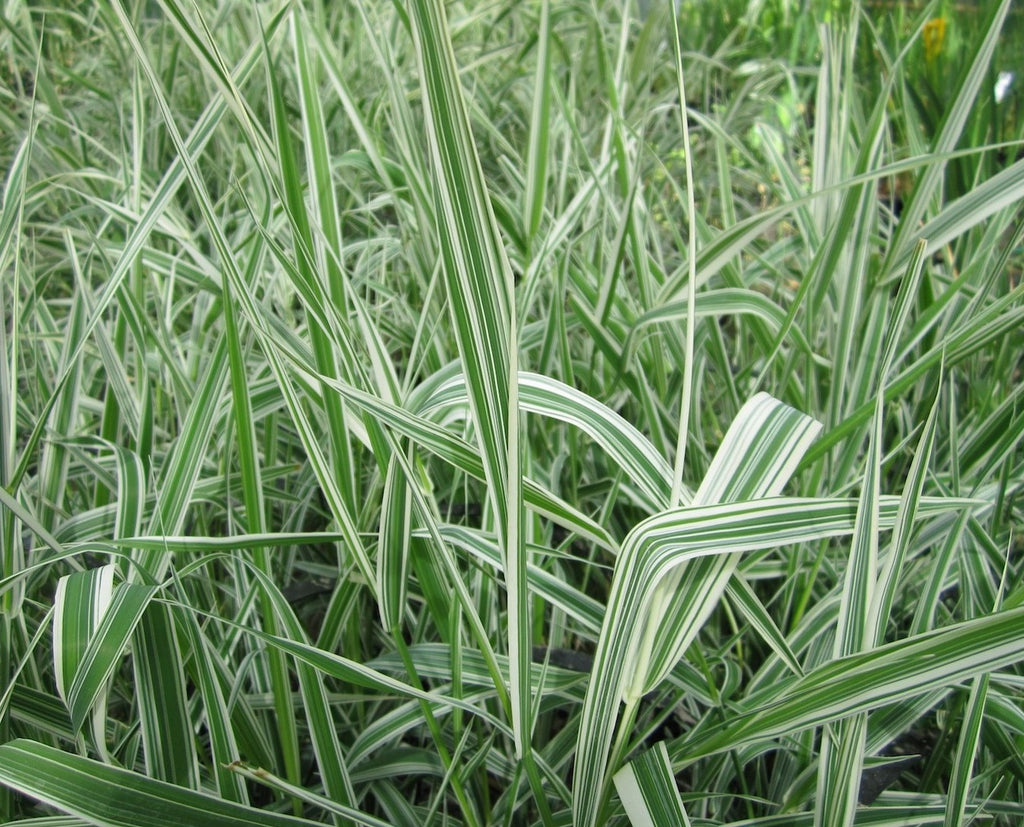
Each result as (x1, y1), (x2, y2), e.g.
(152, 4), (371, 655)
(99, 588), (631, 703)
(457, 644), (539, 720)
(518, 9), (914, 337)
(923, 17), (947, 63)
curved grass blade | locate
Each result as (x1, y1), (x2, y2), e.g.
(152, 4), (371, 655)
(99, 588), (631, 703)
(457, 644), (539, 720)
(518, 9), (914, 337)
(679, 605), (1024, 763)
(635, 394), (821, 702)
(0, 739), (325, 827)
(226, 762), (395, 827)
(625, 288), (815, 363)
(571, 493), (976, 826)
(53, 567), (157, 761)
(420, 371), (674, 512)
(310, 368), (615, 548)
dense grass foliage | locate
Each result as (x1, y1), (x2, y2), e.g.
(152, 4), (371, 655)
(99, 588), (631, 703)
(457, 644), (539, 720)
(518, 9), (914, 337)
(2, 1), (1023, 825)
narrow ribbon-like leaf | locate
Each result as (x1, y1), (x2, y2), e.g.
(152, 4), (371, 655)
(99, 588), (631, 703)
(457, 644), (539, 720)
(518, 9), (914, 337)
(613, 741), (691, 827)
(132, 601), (200, 788)
(54, 566), (155, 760)
(680, 605), (1024, 762)
(633, 394), (822, 699)
(408, 0), (526, 756)
(572, 493), (975, 826)
(0, 739), (327, 827)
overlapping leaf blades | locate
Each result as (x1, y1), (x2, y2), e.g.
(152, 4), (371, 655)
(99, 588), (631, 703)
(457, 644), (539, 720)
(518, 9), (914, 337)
(1, 0), (1022, 825)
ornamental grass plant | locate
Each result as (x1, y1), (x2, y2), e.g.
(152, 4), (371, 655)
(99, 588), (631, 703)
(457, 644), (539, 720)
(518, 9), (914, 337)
(1, 1), (1023, 825)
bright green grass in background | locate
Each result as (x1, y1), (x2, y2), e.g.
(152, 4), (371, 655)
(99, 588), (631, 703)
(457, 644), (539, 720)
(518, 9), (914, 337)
(1, 0), (1023, 825)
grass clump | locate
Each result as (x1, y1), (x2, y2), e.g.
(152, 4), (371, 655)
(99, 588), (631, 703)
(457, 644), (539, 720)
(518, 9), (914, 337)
(1, 1), (1023, 825)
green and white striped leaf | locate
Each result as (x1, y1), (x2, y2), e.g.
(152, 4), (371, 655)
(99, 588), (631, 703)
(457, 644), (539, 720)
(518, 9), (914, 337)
(54, 565), (156, 745)
(419, 370), (675, 512)
(0, 739), (324, 827)
(378, 450), (415, 632)
(173, 607), (248, 802)
(572, 488), (975, 825)
(66, 582), (154, 738)
(407, 0), (528, 758)
(944, 675), (989, 827)
(884, 0), (1012, 268)
(680, 605), (1024, 762)
(816, 388), (883, 827)
(634, 394), (822, 699)
(317, 370), (616, 548)
(613, 741), (691, 827)
(53, 566), (114, 711)
(132, 601), (200, 788)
